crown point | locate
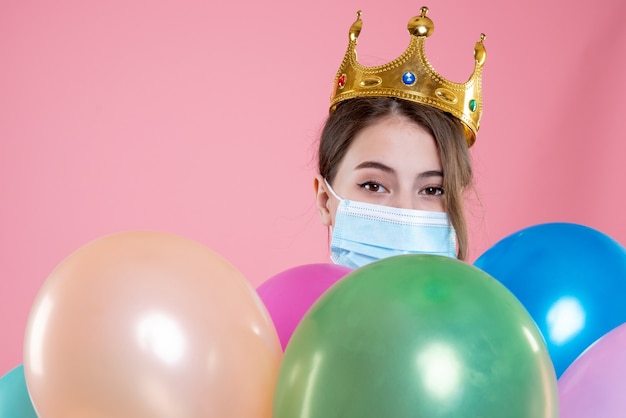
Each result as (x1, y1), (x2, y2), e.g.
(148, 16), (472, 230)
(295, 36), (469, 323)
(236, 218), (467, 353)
(349, 10), (363, 42)
(474, 35), (487, 66)
(407, 6), (434, 37)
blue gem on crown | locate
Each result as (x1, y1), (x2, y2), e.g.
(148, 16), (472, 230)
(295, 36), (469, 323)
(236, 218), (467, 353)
(402, 71), (416, 86)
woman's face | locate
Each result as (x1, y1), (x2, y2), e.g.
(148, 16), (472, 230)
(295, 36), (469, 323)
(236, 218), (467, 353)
(315, 115), (444, 227)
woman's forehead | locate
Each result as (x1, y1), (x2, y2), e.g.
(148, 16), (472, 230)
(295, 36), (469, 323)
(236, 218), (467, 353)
(341, 117), (441, 172)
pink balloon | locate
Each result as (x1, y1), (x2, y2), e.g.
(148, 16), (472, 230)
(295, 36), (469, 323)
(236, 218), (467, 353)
(257, 263), (352, 350)
(559, 322), (626, 418)
(23, 231), (281, 418)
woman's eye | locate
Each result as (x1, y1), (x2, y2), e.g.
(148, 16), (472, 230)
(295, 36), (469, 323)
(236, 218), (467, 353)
(420, 186), (444, 196)
(358, 182), (387, 193)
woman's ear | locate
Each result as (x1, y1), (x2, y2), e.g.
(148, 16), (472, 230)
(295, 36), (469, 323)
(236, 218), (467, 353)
(313, 174), (333, 226)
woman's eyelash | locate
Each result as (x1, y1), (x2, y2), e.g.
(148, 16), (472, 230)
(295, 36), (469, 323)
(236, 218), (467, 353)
(421, 186), (445, 196)
(355, 183), (444, 195)
(357, 181), (387, 192)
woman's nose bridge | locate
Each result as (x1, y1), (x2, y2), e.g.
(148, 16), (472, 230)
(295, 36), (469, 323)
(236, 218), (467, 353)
(391, 189), (417, 210)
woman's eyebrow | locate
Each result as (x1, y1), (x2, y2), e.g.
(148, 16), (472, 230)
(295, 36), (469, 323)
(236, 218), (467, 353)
(418, 170), (444, 179)
(354, 162), (443, 179)
(354, 161), (395, 173)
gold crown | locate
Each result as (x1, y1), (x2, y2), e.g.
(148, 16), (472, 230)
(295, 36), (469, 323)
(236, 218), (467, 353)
(330, 7), (486, 146)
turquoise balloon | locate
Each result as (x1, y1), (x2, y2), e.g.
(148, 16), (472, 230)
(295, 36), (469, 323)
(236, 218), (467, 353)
(273, 255), (559, 418)
(0, 365), (38, 417)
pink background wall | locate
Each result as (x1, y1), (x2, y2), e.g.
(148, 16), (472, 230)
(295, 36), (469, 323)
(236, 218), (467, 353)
(1, 0), (625, 374)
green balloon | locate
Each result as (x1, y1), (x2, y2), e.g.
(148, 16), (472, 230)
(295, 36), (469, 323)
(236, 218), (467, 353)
(273, 255), (559, 418)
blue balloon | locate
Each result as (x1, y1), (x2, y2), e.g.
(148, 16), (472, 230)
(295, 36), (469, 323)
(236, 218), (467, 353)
(0, 364), (38, 417)
(474, 222), (626, 378)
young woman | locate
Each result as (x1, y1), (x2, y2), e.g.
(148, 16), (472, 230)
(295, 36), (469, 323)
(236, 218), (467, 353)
(313, 7), (486, 269)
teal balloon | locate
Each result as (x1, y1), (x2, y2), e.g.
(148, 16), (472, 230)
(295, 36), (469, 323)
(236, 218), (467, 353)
(273, 255), (559, 418)
(0, 365), (38, 417)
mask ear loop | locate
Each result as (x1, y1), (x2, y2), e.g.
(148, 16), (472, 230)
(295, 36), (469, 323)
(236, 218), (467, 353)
(323, 178), (344, 240)
(324, 178), (344, 201)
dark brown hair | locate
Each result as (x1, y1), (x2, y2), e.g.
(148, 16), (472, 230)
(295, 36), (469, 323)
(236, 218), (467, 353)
(318, 97), (473, 260)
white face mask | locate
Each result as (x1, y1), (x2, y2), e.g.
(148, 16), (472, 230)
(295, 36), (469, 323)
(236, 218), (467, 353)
(325, 179), (457, 269)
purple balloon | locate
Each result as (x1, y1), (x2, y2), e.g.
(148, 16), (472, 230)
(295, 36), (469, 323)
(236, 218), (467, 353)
(257, 263), (352, 350)
(559, 322), (626, 417)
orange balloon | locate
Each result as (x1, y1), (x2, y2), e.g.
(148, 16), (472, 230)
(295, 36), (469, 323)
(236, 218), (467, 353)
(23, 231), (281, 418)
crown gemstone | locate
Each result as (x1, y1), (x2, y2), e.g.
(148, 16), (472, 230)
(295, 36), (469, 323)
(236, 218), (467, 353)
(469, 99), (477, 112)
(402, 72), (416, 85)
(338, 74), (347, 89)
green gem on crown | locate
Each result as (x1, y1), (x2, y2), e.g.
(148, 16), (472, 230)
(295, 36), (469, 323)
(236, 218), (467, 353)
(469, 99), (477, 112)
